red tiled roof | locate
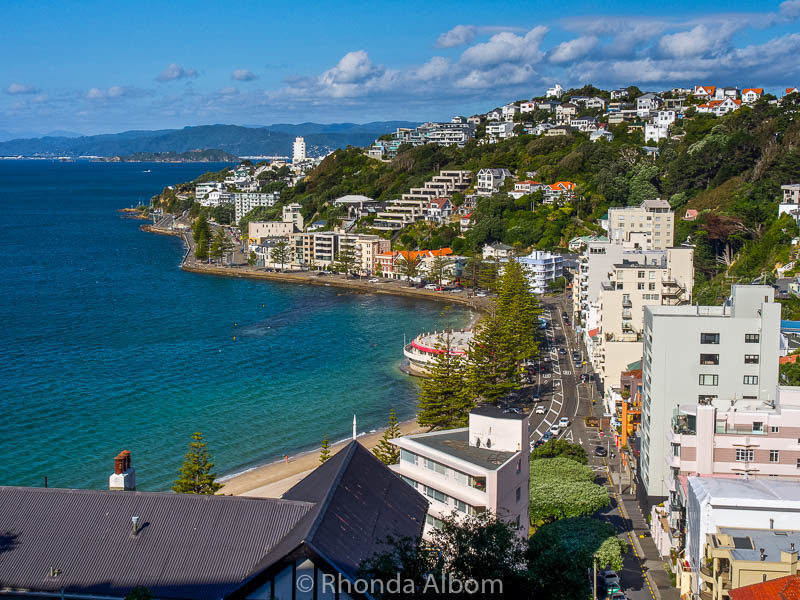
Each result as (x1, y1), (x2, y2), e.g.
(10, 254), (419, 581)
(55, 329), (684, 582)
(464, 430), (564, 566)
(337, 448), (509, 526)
(743, 88), (763, 94)
(781, 354), (799, 365)
(588, 327), (599, 337)
(729, 575), (800, 600)
(695, 85), (716, 95)
(517, 180), (542, 185)
(787, 88), (799, 94)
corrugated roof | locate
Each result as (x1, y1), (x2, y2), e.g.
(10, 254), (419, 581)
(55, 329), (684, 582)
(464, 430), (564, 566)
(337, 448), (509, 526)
(0, 487), (313, 599)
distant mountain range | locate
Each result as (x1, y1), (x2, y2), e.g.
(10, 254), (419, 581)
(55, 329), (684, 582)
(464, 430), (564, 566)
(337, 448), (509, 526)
(0, 122), (419, 158)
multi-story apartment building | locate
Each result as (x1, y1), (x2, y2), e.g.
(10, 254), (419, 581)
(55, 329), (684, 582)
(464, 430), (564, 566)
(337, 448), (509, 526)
(373, 170), (471, 230)
(485, 121), (515, 142)
(248, 221), (296, 244)
(233, 192), (280, 222)
(779, 184), (800, 224)
(290, 232), (388, 272)
(391, 406), (530, 538)
(292, 136), (306, 162)
(608, 198), (674, 250)
(573, 237), (626, 329)
(518, 251), (564, 294)
(282, 202), (304, 231)
(591, 247), (694, 384)
(392, 122), (476, 148)
(639, 286), (782, 504)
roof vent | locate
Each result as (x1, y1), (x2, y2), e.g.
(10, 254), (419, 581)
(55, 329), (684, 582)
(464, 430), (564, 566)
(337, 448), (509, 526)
(132, 516), (140, 536)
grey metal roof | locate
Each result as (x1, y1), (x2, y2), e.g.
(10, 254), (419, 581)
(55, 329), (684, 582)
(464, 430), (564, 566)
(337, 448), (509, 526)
(0, 442), (427, 600)
(410, 429), (516, 470)
(717, 526), (800, 563)
(0, 487), (313, 599)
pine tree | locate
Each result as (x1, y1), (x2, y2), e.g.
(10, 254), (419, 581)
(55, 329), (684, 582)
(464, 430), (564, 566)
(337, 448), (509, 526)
(496, 259), (541, 366)
(465, 313), (519, 403)
(373, 408), (401, 465)
(270, 240), (293, 271)
(172, 432), (223, 495)
(193, 214), (211, 261)
(418, 333), (475, 429)
(320, 434), (331, 463)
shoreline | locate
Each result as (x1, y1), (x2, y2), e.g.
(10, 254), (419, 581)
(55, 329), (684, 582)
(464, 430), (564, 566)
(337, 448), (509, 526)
(138, 220), (487, 497)
(219, 417), (426, 497)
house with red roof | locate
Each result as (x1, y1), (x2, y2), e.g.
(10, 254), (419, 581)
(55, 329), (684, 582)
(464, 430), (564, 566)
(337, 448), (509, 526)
(460, 212), (472, 233)
(543, 181), (577, 204)
(375, 248), (454, 280)
(684, 209), (699, 221)
(426, 197), (453, 223)
(694, 85), (717, 99)
(787, 88), (800, 96)
(742, 88), (764, 104)
(697, 97), (742, 116)
(729, 574), (800, 600)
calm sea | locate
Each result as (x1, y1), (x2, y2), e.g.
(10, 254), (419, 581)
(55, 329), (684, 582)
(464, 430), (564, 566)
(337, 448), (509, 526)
(0, 160), (469, 491)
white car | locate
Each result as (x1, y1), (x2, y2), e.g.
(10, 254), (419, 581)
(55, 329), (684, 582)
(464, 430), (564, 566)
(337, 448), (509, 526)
(424, 284), (437, 290)
(559, 417), (570, 428)
(368, 278), (379, 283)
(535, 406), (545, 415)
(549, 424), (560, 436)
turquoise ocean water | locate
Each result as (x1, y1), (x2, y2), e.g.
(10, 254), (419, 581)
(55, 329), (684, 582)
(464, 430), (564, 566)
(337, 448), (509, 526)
(0, 161), (469, 491)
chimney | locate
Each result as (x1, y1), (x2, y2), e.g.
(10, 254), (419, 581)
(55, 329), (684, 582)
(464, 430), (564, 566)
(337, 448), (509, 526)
(109, 450), (136, 491)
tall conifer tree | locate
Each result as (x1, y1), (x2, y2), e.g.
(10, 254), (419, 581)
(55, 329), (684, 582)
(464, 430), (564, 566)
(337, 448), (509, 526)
(172, 432), (222, 495)
(373, 408), (401, 465)
(418, 333), (474, 429)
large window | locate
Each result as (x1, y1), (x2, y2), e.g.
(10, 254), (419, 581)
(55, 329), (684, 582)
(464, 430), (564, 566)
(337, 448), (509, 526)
(400, 449), (417, 465)
(700, 354), (719, 365)
(701, 333), (720, 344)
(736, 449), (754, 462)
(699, 374), (719, 386)
(745, 334), (760, 343)
(770, 450), (780, 463)
(423, 485), (447, 504)
(424, 458), (447, 475)
(745, 354), (760, 364)
(425, 514), (444, 529)
(744, 375), (759, 385)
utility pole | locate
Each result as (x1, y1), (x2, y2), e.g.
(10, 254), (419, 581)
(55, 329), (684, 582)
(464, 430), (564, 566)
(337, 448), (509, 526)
(593, 558), (597, 600)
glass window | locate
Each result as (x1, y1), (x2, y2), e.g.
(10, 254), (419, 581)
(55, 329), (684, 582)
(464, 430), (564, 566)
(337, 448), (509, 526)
(401, 476), (418, 489)
(736, 449), (754, 461)
(744, 355), (759, 364)
(700, 354), (719, 365)
(771, 426), (780, 433)
(638, 282), (645, 290)
(425, 514), (444, 529)
(753, 422), (764, 432)
(745, 334), (760, 343)
(701, 333), (720, 344)
(744, 375), (759, 385)
(455, 499), (467, 513)
(400, 449), (417, 464)
(638, 271), (645, 278)
(770, 450), (780, 463)
(649, 271), (656, 279)
(649, 282), (656, 291)
(699, 374), (719, 386)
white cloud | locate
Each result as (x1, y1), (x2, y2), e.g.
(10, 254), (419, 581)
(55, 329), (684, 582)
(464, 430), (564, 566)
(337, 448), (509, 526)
(437, 25), (478, 48)
(155, 63), (198, 82)
(548, 36), (598, 64)
(321, 50), (383, 85)
(657, 24), (733, 58)
(460, 27), (548, 67)
(86, 87), (106, 99)
(231, 69), (257, 81)
(5, 83), (39, 95)
(414, 57), (451, 81)
(218, 86), (240, 96)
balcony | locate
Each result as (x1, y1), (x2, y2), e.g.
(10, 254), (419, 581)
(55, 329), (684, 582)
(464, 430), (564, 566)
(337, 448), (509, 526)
(622, 309), (632, 320)
(622, 297), (633, 308)
(672, 412), (696, 435)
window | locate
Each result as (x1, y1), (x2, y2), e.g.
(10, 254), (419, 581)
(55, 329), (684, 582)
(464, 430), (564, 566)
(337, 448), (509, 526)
(516, 487), (521, 502)
(424, 485), (446, 503)
(744, 354), (759, 364)
(401, 476), (418, 489)
(753, 422), (764, 433)
(797, 458), (800, 469)
(699, 394), (718, 402)
(649, 282), (656, 291)
(455, 499), (467, 513)
(671, 443), (680, 457)
(649, 271), (656, 279)
(638, 271), (645, 278)
(771, 426), (780, 433)
(701, 333), (720, 344)
(400, 449), (417, 464)
(638, 282), (645, 290)
(425, 514), (444, 529)
(736, 448), (754, 462)
(770, 450), (780, 463)
(744, 375), (759, 385)
(699, 374), (719, 386)
(745, 334), (760, 343)
(700, 354), (719, 365)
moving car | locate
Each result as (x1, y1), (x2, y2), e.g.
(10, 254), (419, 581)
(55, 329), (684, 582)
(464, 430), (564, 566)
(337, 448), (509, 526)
(535, 406), (545, 415)
(541, 431), (553, 442)
(558, 347), (567, 355)
(424, 284), (437, 290)
(559, 417), (569, 428)
(368, 278), (380, 283)
(594, 446), (608, 457)
(549, 424), (560, 436)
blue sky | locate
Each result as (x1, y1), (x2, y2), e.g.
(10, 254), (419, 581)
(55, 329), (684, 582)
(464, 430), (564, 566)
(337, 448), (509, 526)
(2, 0), (800, 135)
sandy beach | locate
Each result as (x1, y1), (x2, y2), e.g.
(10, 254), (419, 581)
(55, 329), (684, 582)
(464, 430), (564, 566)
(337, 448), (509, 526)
(219, 418), (426, 497)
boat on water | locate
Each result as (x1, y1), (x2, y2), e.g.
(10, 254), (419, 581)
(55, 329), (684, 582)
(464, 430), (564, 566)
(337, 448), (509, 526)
(142, 169), (151, 173)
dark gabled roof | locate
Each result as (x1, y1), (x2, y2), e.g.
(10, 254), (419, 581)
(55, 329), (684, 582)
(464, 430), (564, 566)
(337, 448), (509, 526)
(272, 441), (428, 581)
(0, 487), (314, 600)
(0, 442), (428, 600)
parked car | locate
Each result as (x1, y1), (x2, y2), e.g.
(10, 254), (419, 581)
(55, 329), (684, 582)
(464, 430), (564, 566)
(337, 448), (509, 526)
(594, 446), (608, 457)
(542, 431), (553, 442)
(558, 347), (567, 355)
(559, 417), (569, 428)
(424, 284), (436, 290)
(476, 291), (487, 297)
(368, 278), (379, 283)
(549, 424), (560, 436)
(531, 390), (541, 400)
(609, 592), (627, 600)
(535, 406), (545, 415)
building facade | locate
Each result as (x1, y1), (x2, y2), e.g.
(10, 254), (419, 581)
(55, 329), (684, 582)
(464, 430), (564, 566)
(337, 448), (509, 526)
(608, 199), (674, 250)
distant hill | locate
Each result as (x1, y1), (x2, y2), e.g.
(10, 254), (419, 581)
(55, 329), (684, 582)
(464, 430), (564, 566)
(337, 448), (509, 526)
(0, 122), (419, 157)
(102, 149), (239, 163)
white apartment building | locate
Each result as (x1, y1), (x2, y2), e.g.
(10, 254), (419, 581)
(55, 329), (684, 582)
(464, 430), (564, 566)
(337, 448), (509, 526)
(391, 406), (530, 538)
(233, 192), (280, 222)
(592, 247), (694, 385)
(779, 184), (800, 223)
(482, 243), (513, 260)
(248, 221), (296, 243)
(573, 237), (625, 330)
(518, 251), (564, 294)
(282, 203), (304, 232)
(485, 121), (515, 142)
(291, 231), (388, 272)
(608, 198), (674, 250)
(195, 182), (229, 207)
(545, 84), (564, 99)
(292, 137), (306, 163)
(639, 286), (782, 503)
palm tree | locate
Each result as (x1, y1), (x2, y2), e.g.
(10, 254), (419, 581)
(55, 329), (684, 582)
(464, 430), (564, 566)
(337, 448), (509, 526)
(396, 254), (422, 286)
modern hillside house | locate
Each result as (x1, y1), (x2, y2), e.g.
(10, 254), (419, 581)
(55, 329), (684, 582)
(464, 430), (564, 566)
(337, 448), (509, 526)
(0, 442), (427, 600)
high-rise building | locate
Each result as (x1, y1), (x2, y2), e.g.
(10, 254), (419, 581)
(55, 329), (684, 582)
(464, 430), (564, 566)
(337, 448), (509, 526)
(292, 136), (306, 162)
(608, 198), (674, 250)
(639, 285), (781, 503)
